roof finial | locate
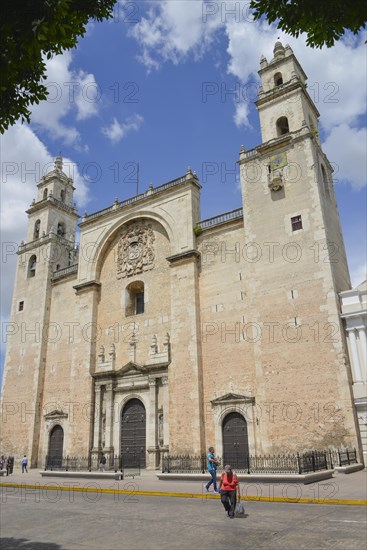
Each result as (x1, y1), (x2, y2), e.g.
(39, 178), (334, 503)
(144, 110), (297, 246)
(55, 155), (63, 171)
(273, 40), (285, 59)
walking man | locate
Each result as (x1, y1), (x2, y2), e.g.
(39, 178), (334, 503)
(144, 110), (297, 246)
(99, 453), (107, 472)
(205, 446), (219, 493)
(219, 464), (240, 518)
(21, 455), (28, 473)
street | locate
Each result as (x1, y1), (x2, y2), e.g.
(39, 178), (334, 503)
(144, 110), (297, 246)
(1, 489), (366, 549)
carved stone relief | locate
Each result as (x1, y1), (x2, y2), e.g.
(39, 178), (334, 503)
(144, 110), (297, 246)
(117, 222), (155, 278)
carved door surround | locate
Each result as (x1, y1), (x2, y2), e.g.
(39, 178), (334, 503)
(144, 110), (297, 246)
(211, 393), (257, 460)
(92, 361), (170, 469)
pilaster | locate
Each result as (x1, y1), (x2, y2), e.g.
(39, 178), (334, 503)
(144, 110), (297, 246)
(349, 329), (362, 382)
(104, 383), (114, 454)
(147, 377), (159, 468)
(161, 375), (170, 450)
(167, 251), (204, 454)
(358, 327), (367, 379)
(91, 385), (102, 451)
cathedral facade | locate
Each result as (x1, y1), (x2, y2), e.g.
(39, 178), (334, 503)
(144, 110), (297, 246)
(1, 43), (362, 468)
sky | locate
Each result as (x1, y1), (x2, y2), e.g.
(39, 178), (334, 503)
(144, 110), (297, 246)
(1, 1), (366, 382)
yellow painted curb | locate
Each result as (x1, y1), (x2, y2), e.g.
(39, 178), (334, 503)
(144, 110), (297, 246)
(1, 482), (366, 506)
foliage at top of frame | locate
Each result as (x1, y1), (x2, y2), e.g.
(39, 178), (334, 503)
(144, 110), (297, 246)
(250, 0), (367, 48)
(0, 0), (116, 133)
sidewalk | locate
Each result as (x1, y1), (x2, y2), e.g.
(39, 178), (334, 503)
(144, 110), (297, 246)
(1, 467), (366, 505)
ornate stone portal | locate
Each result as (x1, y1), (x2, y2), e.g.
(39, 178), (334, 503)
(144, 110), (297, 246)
(117, 222), (155, 279)
(91, 364), (170, 469)
(92, 334), (171, 469)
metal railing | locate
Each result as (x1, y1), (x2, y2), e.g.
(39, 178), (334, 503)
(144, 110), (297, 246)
(52, 264), (78, 280)
(328, 448), (358, 467)
(82, 173), (194, 222)
(48, 195), (78, 214)
(162, 449), (358, 475)
(18, 233), (75, 254)
(297, 451), (328, 474)
(198, 208), (243, 230)
(28, 195), (78, 215)
(45, 454), (140, 478)
(240, 126), (309, 160)
(162, 455), (207, 474)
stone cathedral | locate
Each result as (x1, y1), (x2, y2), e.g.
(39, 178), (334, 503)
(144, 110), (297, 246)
(1, 43), (363, 468)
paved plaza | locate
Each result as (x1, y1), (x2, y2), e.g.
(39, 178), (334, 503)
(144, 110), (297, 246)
(1, 469), (366, 549)
(1, 490), (367, 550)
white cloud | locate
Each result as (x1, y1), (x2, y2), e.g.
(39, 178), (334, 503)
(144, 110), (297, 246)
(233, 102), (251, 128)
(30, 51), (100, 145)
(322, 124), (367, 189)
(101, 114), (144, 144)
(0, 124), (90, 321)
(226, 18), (276, 83)
(74, 70), (100, 121)
(128, 0), (222, 70)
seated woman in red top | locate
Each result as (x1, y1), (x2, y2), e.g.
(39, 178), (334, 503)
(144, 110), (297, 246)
(218, 465), (240, 518)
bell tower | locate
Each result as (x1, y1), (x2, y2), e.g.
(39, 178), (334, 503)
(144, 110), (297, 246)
(27, 156), (78, 253)
(240, 41), (350, 294)
(257, 41), (320, 143)
(238, 43), (360, 453)
(1, 157), (79, 465)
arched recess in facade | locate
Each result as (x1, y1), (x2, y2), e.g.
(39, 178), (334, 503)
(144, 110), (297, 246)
(89, 211), (175, 283)
(222, 412), (249, 469)
(47, 425), (64, 468)
(120, 398), (146, 468)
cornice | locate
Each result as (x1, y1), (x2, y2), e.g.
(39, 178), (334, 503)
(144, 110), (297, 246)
(166, 249), (200, 264)
(73, 280), (101, 294)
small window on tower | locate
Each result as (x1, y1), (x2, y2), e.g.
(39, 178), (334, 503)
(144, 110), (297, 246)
(33, 220), (40, 240)
(18, 301), (24, 311)
(43, 188), (48, 200)
(60, 190), (65, 202)
(57, 222), (65, 236)
(274, 72), (283, 86)
(28, 255), (37, 277)
(291, 215), (303, 232)
(276, 116), (289, 136)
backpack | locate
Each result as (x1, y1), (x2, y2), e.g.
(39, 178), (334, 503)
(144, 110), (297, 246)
(101, 456), (106, 465)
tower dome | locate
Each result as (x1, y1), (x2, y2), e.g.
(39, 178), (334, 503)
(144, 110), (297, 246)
(273, 41), (285, 59)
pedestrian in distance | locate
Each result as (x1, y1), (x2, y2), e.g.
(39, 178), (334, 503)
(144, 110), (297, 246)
(8, 456), (14, 475)
(218, 464), (241, 518)
(99, 453), (107, 472)
(0, 455), (4, 470)
(205, 446), (220, 493)
(21, 455), (28, 473)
